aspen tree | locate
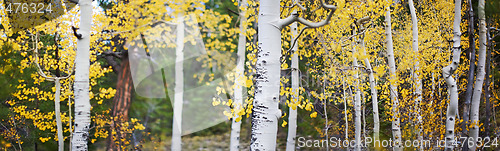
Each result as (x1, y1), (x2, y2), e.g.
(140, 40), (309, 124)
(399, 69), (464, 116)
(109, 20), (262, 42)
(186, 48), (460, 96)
(483, 21), (493, 138)
(351, 17), (370, 150)
(71, 0), (93, 150)
(468, 0), (486, 150)
(230, 0), (247, 150)
(357, 17), (380, 143)
(285, 2), (299, 151)
(33, 32), (73, 151)
(352, 36), (362, 151)
(172, 14), (185, 151)
(342, 74), (349, 140)
(443, 0), (462, 149)
(384, 3), (403, 150)
(251, 0), (336, 150)
(408, 0), (423, 149)
(362, 39), (380, 142)
(462, 0), (475, 144)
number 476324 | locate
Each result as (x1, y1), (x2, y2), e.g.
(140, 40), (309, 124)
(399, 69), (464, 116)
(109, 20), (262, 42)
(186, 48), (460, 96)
(3, 3), (52, 14)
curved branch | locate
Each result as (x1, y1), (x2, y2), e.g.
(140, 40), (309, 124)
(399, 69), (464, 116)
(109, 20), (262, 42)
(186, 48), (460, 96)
(33, 32), (74, 81)
(33, 33), (55, 81)
(355, 16), (371, 26)
(278, 0), (337, 28)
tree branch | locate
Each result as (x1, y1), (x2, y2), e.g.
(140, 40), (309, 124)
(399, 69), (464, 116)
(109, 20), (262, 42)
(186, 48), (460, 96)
(33, 32), (74, 81)
(67, 0), (79, 4)
(227, 8), (239, 16)
(104, 55), (121, 73)
(355, 16), (370, 27)
(278, 0), (337, 28)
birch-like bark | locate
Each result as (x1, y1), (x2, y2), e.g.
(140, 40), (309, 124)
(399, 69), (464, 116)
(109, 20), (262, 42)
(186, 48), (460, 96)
(462, 0), (475, 145)
(443, 0), (462, 150)
(360, 34), (379, 142)
(408, 0), (423, 149)
(322, 72), (329, 151)
(250, 1), (282, 150)
(468, 0), (486, 150)
(352, 36), (362, 151)
(251, 1), (335, 150)
(59, 3), (73, 149)
(384, 5), (402, 151)
(285, 18), (299, 151)
(172, 14), (185, 151)
(361, 88), (366, 139)
(34, 33), (67, 151)
(71, 0), (92, 150)
(230, 0), (247, 150)
(483, 24), (492, 138)
(68, 82), (73, 151)
(342, 74), (349, 140)
(55, 79), (64, 151)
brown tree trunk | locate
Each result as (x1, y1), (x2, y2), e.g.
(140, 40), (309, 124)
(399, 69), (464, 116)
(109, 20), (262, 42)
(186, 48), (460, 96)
(107, 55), (134, 151)
(483, 21), (492, 138)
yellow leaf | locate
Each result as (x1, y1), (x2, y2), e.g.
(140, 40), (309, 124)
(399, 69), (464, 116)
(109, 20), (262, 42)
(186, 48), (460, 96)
(245, 78), (253, 87)
(310, 112), (317, 118)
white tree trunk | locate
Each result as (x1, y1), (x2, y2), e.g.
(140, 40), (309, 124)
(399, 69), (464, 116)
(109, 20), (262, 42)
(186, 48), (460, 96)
(408, 0), (423, 150)
(285, 21), (299, 151)
(361, 36), (379, 142)
(172, 14), (185, 151)
(68, 81), (73, 151)
(352, 38), (362, 151)
(361, 89), (366, 139)
(230, 0), (247, 150)
(443, 0), (462, 150)
(468, 0), (486, 150)
(384, 6), (403, 151)
(250, 0), (282, 150)
(251, 1), (335, 149)
(34, 34), (66, 151)
(342, 75), (349, 140)
(71, 0), (92, 150)
(55, 79), (64, 151)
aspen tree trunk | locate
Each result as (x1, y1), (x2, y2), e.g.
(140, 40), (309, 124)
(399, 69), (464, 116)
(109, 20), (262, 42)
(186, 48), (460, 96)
(443, 0), (462, 150)
(361, 90), (366, 139)
(342, 74), (349, 140)
(321, 73), (329, 151)
(71, 0), (92, 150)
(483, 22), (492, 138)
(172, 14), (185, 151)
(251, 1), (282, 150)
(251, 1), (335, 150)
(67, 82), (73, 151)
(53, 33), (64, 151)
(468, 0), (486, 150)
(361, 35), (379, 142)
(408, 0), (423, 150)
(384, 5), (403, 151)
(285, 17), (299, 151)
(35, 33), (66, 151)
(230, 0), (247, 150)
(462, 0), (475, 145)
(352, 37), (362, 151)
(55, 79), (64, 151)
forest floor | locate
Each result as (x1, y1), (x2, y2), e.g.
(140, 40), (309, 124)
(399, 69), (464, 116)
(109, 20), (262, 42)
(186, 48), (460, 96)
(142, 125), (252, 151)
